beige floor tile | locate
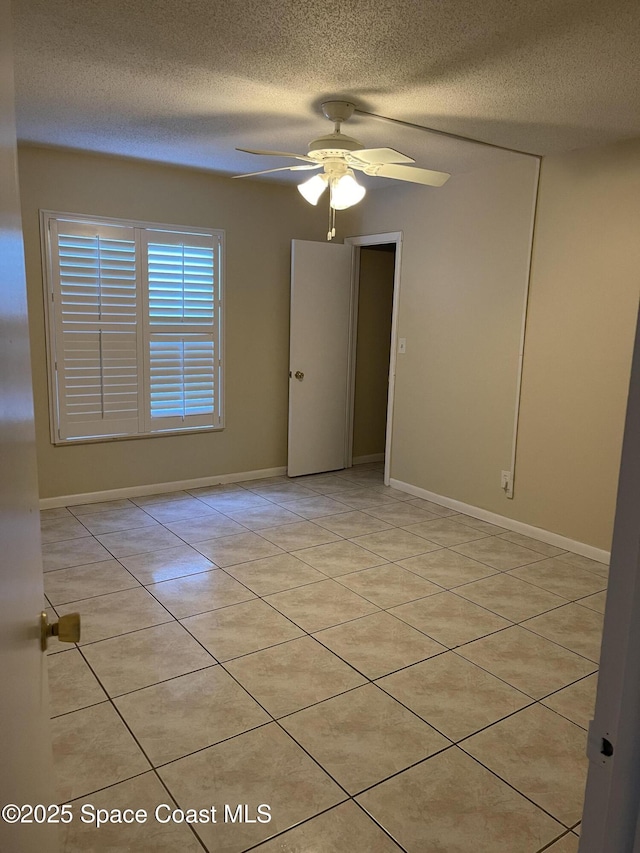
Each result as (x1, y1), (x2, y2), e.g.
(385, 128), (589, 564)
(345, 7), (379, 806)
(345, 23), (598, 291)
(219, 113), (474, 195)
(457, 626), (597, 698)
(258, 520), (342, 550)
(181, 598), (304, 661)
(314, 510), (394, 538)
(406, 498), (459, 516)
(356, 746), (563, 852)
(41, 506), (74, 519)
(195, 531), (285, 566)
(254, 801), (403, 852)
(281, 684), (450, 794)
(451, 536), (547, 569)
(42, 537), (113, 572)
(57, 587), (172, 645)
(81, 622), (215, 696)
(509, 558), (607, 600)
(294, 540), (388, 576)
(146, 569), (256, 618)
(351, 528), (442, 561)
(454, 573), (567, 622)
(51, 702), (149, 802)
(542, 674), (598, 729)
(138, 497), (217, 523)
(314, 611), (446, 679)
(454, 515), (508, 535)
(499, 531), (567, 557)
(336, 563), (442, 608)
(96, 526), (185, 558)
(554, 551), (609, 576)
(60, 772), (203, 851)
(165, 512), (246, 542)
(278, 495), (352, 518)
(364, 502), (440, 525)
(224, 552), (326, 595)
(403, 517), (488, 547)
(47, 648), (106, 717)
(292, 473), (347, 491)
(77, 507), (158, 534)
(397, 549), (496, 587)
(577, 590), (607, 613)
(115, 666), (269, 765)
(265, 578), (378, 632)
(68, 499), (137, 516)
(378, 652), (531, 741)
(326, 488), (401, 510)
(120, 544), (216, 584)
(40, 514), (91, 544)
(463, 703), (588, 825)
(523, 603), (604, 662)
(246, 482), (319, 502)
(545, 834), (580, 852)
(225, 636), (365, 717)
(159, 724), (345, 853)
(226, 503), (304, 530)
(187, 483), (247, 498)
(43, 559), (140, 605)
(197, 490), (273, 511)
(390, 591), (511, 648)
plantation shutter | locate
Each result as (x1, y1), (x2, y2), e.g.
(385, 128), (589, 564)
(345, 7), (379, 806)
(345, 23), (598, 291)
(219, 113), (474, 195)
(141, 230), (221, 432)
(49, 219), (141, 440)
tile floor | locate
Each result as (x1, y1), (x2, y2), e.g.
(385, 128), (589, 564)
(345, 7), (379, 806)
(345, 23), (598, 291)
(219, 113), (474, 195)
(41, 463), (606, 852)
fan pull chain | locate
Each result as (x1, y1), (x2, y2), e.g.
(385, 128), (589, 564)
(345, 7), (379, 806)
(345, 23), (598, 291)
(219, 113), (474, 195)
(327, 182), (336, 241)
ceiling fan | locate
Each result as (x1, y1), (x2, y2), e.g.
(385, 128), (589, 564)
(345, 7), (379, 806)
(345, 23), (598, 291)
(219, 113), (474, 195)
(233, 100), (450, 240)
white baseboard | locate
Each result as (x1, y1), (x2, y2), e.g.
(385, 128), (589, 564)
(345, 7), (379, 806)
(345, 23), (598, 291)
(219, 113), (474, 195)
(353, 453), (385, 465)
(390, 478), (610, 565)
(39, 466), (288, 510)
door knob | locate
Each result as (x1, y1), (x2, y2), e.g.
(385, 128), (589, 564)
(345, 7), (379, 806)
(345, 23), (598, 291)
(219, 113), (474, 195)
(294, 371), (304, 380)
(40, 611), (81, 651)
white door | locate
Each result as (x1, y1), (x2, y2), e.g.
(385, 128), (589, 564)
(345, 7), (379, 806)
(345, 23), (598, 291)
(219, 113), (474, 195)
(580, 303), (640, 852)
(0, 3), (57, 850)
(288, 240), (353, 477)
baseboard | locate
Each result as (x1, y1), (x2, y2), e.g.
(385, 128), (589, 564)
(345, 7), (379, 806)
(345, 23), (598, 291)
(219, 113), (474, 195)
(39, 466), (288, 510)
(353, 453), (385, 465)
(390, 478), (610, 565)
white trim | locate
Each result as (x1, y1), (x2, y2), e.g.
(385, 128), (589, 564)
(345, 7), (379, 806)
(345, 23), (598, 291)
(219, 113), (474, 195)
(353, 453), (385, 465)
(506, 158), (541, 499)
(345, 232), (403, 489)
(389, 477), (610, 564)
(38, 466), (288, 509)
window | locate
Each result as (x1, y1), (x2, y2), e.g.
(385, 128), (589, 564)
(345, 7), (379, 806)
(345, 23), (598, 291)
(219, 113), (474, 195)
(41, 211), (224, 443)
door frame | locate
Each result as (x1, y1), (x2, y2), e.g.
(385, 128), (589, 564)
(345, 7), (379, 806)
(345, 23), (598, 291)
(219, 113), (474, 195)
(344, 231), (403, 486)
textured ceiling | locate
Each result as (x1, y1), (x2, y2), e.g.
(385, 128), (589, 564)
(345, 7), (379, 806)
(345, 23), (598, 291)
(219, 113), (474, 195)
(11, 0), (640, 183)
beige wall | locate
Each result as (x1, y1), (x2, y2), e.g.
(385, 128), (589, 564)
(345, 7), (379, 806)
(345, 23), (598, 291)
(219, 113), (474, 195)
(17, 145), (331, 498)
(509, 138), (640, 549)
(350, 156), (540, 515)
(352, 246), (395, 458)
(352, 140), (640, 551)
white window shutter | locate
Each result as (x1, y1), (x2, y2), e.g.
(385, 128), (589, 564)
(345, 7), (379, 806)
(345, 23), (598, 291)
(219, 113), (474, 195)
(141, 231), (221, 433)
(50, 220), (141, 440)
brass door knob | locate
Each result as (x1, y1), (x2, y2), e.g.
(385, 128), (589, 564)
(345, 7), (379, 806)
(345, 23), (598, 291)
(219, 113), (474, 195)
(294, 371), (304, 380)
(40, 611), (81, 651)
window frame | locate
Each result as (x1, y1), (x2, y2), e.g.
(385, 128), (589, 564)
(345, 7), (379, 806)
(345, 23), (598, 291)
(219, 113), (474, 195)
(40, 210), (225, 445)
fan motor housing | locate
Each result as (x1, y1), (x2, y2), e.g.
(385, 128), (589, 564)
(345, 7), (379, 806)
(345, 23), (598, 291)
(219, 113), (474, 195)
(307, 132), (363, 158)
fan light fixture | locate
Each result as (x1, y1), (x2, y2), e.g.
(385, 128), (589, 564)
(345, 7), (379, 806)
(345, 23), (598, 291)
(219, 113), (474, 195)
(297, 167), (366, 239)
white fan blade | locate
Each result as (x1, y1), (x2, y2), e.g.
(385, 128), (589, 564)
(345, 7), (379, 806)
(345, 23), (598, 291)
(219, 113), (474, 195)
(232, 164), (320, 179)
(351, 148), (415, 165)
(236, 147), (314, 162)
(375, 163), (450, 186)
